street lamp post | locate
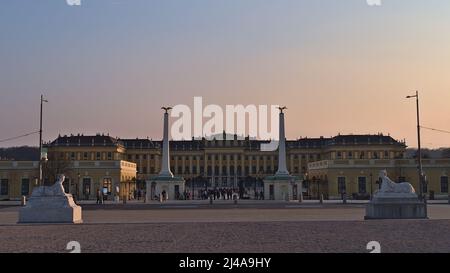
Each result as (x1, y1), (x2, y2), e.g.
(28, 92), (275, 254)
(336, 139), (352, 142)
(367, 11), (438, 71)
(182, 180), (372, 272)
(76, 173), (80, 204)
(136, 170), (139, 200)
(304, 173), (309, 199)
(254, 177), (257, 200)
(192, 177), (195, 200)
(38, 95), (48, 187)
(317, 178), (320, 200)
(406, 91), (424, 201)
(370, 173), (373, 199)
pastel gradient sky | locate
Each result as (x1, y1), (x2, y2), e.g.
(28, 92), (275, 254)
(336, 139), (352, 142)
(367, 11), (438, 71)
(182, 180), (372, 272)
(1, 0), (450, 148)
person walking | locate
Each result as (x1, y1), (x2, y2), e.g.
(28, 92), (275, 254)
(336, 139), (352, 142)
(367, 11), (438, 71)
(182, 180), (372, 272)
(96, 189), (102, 204)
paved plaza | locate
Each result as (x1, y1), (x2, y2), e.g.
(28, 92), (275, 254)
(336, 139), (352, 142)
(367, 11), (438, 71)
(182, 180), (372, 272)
(0, 201), (449, 253)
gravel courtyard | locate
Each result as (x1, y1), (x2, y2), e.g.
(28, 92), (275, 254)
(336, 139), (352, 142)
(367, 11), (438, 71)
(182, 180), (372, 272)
(0, 202), (449, 253)
(0, 220), (449, 253)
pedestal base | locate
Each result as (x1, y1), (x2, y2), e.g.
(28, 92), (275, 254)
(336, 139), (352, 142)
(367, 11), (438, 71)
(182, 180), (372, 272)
(365, 195), (427, 220)
(263, 175), (302, 201)
(18, 195), (83, 224)
(146, 176), (185, 201)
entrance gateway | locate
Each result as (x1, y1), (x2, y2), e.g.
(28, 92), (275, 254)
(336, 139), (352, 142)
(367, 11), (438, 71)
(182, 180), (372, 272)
(147, 106), (304, 201)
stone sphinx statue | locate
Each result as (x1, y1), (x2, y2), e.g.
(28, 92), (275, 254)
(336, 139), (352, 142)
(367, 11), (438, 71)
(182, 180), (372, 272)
(378, 170), (415, 194)
(31, 174), (67, 197)
(19, 173), (82, 224)
(365, 170), (426, 219)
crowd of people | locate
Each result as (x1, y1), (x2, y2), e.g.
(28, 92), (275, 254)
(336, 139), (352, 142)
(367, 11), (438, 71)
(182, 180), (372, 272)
(92, 188), (264, 202)
(180, 188), (265, 200)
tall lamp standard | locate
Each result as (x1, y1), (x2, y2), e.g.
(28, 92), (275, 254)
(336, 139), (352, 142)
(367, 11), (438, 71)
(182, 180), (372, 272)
(38, 95), (48, 187)
(254, 177), (257, 200)
(304, 173), (309, 199)
(136, 170), (139, 200)
(192, 177), (195, 200)
(317, 178), (321, 200)
(76, 172), (80, 203)
(312, 176), (317, 199)
(370, 173), (373, 200)
(406, 91), (424, 201)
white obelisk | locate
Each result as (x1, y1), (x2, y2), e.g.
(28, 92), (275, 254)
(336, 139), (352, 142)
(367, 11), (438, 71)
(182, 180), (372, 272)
(275, 107), (289, 176)
(159, 107), (173, 177)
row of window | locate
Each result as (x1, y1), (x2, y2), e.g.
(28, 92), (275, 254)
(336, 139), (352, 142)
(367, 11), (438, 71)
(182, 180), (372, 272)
(128, 154), (155, 161)
(1, 176), (449, 197)
(137, 165), (305, 175)
(60, 152), (115, 161)
(336, 151), (393, 159)
(176, 154), (318, 161)
(336, 176), (450, 194)
(0, 178), (30, 196)
(129, 154), (320, 161)
(57, 152), (323, 162)
(56, 150), (403, 162)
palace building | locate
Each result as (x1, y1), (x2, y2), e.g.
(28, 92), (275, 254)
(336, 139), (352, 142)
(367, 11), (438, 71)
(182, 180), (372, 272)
(1, 133), (449, 201)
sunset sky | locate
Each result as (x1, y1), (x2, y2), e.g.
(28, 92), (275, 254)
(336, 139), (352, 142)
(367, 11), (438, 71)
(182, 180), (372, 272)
(1, 0), (449, 148)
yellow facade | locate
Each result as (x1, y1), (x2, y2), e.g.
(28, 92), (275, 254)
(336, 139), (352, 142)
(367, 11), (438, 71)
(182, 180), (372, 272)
(0, 161), (39, 200)
(2, 133), (448, 201)
(0, 160), (136, 201)
(308, 159), (450, 200)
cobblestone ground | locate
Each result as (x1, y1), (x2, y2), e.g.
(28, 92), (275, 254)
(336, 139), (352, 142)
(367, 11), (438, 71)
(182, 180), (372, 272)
(0, 220), (449, 253)
(1, 204), (449, 253)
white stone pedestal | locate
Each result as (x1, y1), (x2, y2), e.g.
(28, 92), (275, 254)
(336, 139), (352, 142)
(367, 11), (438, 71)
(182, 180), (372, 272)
(263, 175), (302, 201)
(365, 193), (427, 220)
(19, 175), (82, 224)
(19, 194), (82, 224)
(146, 176), (185, 201)
(365, 171), (428, 220)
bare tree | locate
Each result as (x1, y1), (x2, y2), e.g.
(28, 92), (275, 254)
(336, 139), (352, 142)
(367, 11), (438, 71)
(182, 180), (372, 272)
(442, 148), (450, 158)
(42, 156), (72, 186)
